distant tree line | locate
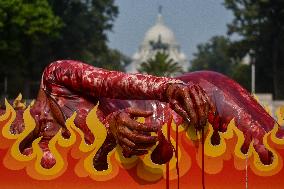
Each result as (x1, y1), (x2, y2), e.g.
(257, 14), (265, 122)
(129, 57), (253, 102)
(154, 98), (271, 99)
(190, 36), (251, 91)
(0, 0), (129, 98)
(190, 0), (284, 99)
(1, 0), (283, 99)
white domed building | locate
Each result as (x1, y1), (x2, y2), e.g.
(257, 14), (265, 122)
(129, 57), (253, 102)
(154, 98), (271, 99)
(126, 10), (189, 74)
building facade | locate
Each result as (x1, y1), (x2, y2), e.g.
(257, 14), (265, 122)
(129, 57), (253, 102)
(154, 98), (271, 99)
(126, 11), (189, 74)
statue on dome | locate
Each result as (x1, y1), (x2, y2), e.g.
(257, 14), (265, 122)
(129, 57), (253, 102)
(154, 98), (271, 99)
(126, 7), (188, 73)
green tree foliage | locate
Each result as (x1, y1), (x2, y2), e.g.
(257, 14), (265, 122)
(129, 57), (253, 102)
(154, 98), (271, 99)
(47, 0), (118, 62)
(190, 36), (232, 74)
(231, 63), (251, 90)
(94, 49), (131, 71)
(0, 0), (62, 97)
(47, 0), (126, 72)
(190, 35), (251, 90)
(224, 0), (284, 99)
(138, 52), (184, 77)
(0, 0), (125, 98)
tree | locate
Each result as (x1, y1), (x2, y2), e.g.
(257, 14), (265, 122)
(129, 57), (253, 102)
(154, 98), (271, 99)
(190, 35), (251, 91)
(0, 0), (122, 98)
(223, 0), (284, 99)
(190, 36), (233, 74)
(138, 52), (183, 77)
(231, 63), (251, 90)
(0, 0), (62, 97)
(46, 0), (128, 73)
(47, 0), (119, 65)
(94, 48), (131, 71)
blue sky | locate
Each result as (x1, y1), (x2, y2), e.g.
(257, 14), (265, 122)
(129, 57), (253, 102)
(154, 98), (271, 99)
(107, 0), (234, 61)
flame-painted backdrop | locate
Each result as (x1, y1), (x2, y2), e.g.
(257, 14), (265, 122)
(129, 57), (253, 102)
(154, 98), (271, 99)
(1, 96), (284, 189)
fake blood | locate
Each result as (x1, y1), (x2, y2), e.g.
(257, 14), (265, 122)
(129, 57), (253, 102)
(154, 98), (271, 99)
(175, 121), (180, 189)
(202, 128), (205, 189)
(166, 117), (171, 189)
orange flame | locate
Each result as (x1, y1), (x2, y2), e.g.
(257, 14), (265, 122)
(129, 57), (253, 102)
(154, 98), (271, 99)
(1, 99), (284, 185)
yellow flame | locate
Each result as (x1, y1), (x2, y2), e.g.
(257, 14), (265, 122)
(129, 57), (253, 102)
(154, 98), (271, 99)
(171, 121), (186, 133)
(1, 101), (116, 180)
(13, 93), (26, 109)
(74, 105), (119, 181)
(198, 117), (283, 176)
(1, 97), (284, 180)
(137, 120), (183, 181)
(276, 106), (284, 126)
(251, 129), (281, 175)
(2, 99), (17, 139)
(270, 124), (284, 146)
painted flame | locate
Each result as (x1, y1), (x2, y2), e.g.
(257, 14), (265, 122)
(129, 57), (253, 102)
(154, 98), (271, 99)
(1, 99), (284, 182)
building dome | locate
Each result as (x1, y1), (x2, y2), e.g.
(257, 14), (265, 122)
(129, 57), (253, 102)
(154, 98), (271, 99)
(126, 8), (189, 74)
(142, 15), (177, 46)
